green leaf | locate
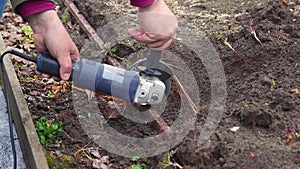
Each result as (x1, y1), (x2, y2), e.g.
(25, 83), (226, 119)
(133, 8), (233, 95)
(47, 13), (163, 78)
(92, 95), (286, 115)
(216, 33), (223, 40)
(48, 134), (55, 140)
(132, 164), (142, 169)
(51, 124), (58, 130)
(58, 127), (63, 132)
(38, 126), (45, 131)
(270, 80), (276, 91)
(17, 63), (23, 68)
(131, 156), (140, 162)
(61, 15), (67, 23)
(40, 135), (46, 145)
(143, 157), (148, 163)
(44, 127), (51, 135)
(141, 163), (147, 169)
(40, 116), (47, 122)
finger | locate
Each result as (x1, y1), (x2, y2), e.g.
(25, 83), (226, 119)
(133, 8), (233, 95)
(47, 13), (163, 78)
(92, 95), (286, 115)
(147, 40), (167, 49)
(146, 33), (171, 42)
(148, 38), (174, 50)
(128, 28), (156, 44)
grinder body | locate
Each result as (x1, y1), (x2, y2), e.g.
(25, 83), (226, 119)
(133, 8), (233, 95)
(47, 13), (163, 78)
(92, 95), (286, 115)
(36, 54), (166, 105)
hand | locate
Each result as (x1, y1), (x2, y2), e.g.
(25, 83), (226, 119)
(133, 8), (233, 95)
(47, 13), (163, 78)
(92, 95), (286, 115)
(129, 0), (178, 50)
(27, 10), (79, 80)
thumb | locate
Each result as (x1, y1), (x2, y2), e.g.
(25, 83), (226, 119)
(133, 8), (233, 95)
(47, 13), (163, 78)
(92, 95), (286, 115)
(56, 53), (73, 80)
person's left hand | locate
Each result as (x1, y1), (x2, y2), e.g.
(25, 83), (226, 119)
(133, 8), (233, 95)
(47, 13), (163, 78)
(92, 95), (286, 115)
(128, 0), (178, 50)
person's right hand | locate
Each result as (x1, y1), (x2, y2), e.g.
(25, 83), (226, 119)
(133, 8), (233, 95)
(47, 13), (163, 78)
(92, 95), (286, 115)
(27, 10), (79, 80)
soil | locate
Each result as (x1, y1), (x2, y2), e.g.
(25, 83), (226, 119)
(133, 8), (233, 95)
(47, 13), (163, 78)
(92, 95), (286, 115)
(1, 0), (300, 169)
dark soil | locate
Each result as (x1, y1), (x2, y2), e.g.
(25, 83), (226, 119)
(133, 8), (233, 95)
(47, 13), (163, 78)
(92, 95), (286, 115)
(3, 0), (300, 168)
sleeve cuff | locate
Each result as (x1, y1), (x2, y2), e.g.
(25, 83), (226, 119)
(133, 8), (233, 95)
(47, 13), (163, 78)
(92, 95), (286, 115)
(19, 1), (55, 20)
(130, 0), (155, 7)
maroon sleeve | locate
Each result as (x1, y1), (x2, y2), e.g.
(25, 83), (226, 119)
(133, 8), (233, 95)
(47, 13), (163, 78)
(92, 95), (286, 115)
(130, 0), (155, 7)
(19, 1), (55, 20)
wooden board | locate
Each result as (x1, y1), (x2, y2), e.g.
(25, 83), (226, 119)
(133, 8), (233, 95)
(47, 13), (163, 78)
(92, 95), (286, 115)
(0, 35), (49, 169)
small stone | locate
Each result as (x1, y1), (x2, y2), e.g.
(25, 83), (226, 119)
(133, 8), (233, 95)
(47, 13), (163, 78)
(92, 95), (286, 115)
(100, 164), (109, 169)
(101, 156), (109, 163)
(229, 126), (240, 132)
(218, 157), (225, 163)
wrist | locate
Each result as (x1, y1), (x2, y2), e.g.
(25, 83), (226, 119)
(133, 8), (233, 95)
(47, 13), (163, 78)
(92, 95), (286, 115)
(138, 0), (173, 15)
(27, 10), (61, 34)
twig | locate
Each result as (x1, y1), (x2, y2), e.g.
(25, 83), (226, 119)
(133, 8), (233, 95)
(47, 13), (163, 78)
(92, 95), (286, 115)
(173, 75), (198, 114)
(248, 19), (263, 46)
(62, 130), (75, 142)
(167, 63), (184, 71)
(74, 141), (93, 156)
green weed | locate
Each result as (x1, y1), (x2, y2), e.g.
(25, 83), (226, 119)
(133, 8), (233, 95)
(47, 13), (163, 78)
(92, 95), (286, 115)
(270, 80), (276, 91)
(35, 116), (63, 145)
(216, 33), (223, 40)
(159, 150), (182, 169)
(21, 25), (34, 43)
(131, 156), (152, 169)
(61, 7), (69, 23)
(45, 90), (54, 99)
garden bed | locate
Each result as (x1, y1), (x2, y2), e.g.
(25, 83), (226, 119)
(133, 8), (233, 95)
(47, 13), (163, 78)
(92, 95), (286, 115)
(1, 0), (300, 168)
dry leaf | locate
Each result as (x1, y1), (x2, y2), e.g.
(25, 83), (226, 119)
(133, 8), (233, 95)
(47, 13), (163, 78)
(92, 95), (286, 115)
(51, 85), (62, 93)
(49, 151), (55, 158)
(92, 159), (103, 169)
(85, 89), (95, 100)
(291, 89), (299, 95)
(90, 150), (101, 159)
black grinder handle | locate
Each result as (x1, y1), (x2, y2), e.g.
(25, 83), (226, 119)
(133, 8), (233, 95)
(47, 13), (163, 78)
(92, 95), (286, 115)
(36, 54), (74, 80)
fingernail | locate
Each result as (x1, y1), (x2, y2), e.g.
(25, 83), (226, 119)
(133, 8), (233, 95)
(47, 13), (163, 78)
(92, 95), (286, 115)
(62, 72), (71, 80)
(71, 54), (79, 61)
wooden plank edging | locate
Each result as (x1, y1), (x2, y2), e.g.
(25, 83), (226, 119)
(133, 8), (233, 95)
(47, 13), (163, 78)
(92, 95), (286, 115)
(0, 36), (49, 169)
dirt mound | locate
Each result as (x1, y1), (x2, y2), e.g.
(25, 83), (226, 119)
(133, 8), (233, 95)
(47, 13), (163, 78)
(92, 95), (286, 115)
(175, 2), (300, 168)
